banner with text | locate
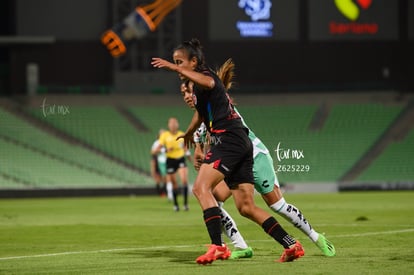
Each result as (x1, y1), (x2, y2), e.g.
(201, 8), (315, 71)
(309, 0), (399, 41)
(209, 0), (299, 41)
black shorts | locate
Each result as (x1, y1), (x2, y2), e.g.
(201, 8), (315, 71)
(166, 157), (187, 174)
(203, 128), (254, 189)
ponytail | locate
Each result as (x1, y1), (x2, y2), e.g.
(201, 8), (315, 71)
(216, 58), (235, 91)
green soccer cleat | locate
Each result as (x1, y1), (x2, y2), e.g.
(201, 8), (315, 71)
(315, 234), (336, 257)
(230, 247), (253, 259)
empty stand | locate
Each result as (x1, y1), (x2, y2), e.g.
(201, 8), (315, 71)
(1, 95), (411, 192)
(357, 129), (414, 182)
(0, 108), (153, 188)
(236, 103), (403, 183)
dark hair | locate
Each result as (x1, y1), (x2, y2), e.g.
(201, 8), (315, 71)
(174, 38), (207, 72)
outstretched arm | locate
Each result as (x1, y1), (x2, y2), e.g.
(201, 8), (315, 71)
(151, 58), (215, 90)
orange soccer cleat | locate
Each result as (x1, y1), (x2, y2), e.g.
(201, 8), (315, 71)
(277, 241), (305, 263)
(196, 244), (231, 265)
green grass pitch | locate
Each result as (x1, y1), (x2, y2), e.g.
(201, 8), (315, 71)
(0, 191), (413, 274)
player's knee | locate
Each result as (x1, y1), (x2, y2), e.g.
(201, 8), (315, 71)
(192, 185), (201, 199)
(237, 203), (254, 219)
(192, 182), (205, 199)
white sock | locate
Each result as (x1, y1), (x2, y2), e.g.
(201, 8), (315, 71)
(218, 202), (249, 249)
(270, 198), (319, 242)
(166, 182), (173, 201)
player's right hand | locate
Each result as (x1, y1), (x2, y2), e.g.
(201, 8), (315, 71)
(176, 132), (195, 149)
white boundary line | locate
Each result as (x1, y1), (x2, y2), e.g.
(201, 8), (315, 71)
(0, 229), (413, 261)
(0, 245), (194, 261)
(333, 228), (414, 238)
